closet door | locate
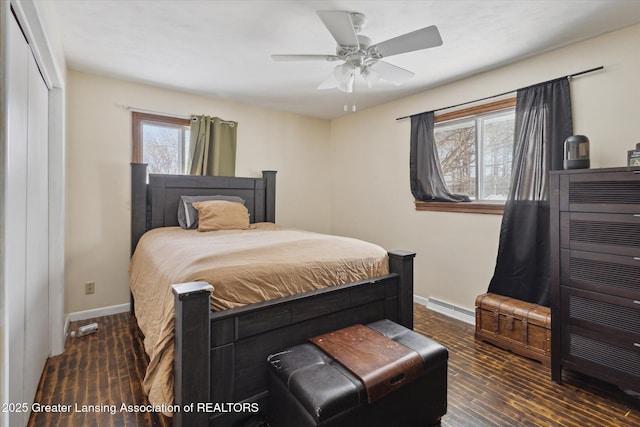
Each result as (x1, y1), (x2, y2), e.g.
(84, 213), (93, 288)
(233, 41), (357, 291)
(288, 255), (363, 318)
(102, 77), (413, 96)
(23, 49), (50, 417)
(5, 13), (30, 427)
(5, 12), (50, 426)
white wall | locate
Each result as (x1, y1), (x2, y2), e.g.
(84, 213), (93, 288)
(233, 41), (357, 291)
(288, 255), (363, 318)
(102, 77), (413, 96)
(329, 24), (640, 312)
(65, 71), (331, 313)
(65, 24), (640, 316)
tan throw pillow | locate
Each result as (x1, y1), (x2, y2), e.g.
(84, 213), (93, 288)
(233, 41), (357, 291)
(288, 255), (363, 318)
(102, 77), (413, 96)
(192, 200), (250, 232)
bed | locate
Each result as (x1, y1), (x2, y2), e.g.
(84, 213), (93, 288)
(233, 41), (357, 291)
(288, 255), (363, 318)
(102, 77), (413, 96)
(129, 163), (416, 427)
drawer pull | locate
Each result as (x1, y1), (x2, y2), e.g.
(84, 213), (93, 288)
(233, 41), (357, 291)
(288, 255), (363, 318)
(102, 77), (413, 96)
(636, 343), (640, 348)
(635, 300), (640, 305)
(635, 257), (640, 261)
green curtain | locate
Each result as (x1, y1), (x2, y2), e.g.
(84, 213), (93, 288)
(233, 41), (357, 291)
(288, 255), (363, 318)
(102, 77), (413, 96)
(188, 115), (237, 176)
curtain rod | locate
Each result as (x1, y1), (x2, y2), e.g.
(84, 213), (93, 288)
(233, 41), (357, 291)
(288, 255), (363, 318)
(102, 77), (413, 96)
(395, 66), (604, 121)
(119, 104), (236, 126)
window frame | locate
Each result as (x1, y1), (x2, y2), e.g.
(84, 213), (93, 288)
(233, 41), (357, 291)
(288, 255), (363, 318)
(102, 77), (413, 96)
(414, 97), (516, 215)
(131, 112), (191, 172)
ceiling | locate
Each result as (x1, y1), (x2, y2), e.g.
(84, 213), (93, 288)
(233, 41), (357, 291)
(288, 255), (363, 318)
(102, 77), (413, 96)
(51, 0), (640, 120)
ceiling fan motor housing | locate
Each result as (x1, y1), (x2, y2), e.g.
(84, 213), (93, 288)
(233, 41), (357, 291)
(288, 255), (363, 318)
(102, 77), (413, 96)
(336, 35), (372, 67)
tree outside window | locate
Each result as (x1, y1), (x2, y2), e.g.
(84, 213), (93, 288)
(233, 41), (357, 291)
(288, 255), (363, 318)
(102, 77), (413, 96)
(434, 107), (514, 201)
(132, 112), (191, 174)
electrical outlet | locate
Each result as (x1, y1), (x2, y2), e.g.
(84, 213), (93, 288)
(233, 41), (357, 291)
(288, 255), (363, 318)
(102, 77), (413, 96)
(85, 281), (95, 295)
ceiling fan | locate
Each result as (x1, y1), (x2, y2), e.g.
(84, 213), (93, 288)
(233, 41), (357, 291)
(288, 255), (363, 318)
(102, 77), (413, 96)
(271, 10), (443, 93)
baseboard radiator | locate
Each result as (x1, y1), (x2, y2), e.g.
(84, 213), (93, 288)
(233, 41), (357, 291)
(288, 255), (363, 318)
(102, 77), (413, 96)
(417, 296), (475, 325)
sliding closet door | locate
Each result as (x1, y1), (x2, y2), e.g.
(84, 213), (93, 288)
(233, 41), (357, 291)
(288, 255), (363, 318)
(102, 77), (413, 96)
(23, 49), (50, 417)
(5, 12), (50, 426)
(5, 13), (30, 427)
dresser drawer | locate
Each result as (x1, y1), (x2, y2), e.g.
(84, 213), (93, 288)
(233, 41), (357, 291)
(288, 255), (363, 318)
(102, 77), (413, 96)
(560, 288), (640, 388)
(560, 212), (640, 257)
(559, 169), (640, 213)
(562, 325), (640, 390)
(560, 286), (640, 340)
(561, 249), (640, 299)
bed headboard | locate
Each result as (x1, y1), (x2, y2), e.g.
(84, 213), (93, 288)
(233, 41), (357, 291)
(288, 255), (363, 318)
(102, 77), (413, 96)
(131, 163), (276, 254)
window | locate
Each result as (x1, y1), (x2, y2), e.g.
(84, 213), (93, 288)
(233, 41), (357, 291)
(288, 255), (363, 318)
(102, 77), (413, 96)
(415, 98), (516, 214)
(435, 109), (514, 200)
(132, 112), (191, 174)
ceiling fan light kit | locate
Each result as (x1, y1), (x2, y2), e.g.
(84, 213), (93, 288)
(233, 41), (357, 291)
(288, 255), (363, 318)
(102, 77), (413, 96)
(272, 10), (443, 93)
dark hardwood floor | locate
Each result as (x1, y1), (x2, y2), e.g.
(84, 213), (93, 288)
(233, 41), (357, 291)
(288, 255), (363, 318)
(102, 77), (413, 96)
(28, 312), (171, 427)
(28, 304), (639, 426)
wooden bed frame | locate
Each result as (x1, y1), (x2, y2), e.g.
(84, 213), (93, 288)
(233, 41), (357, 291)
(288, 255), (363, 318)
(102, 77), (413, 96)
(130, 163), (416, 427)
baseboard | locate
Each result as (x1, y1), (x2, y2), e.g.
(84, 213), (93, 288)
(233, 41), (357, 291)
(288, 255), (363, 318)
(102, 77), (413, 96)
(414, 295), (475, 325)
(67, 303), (130, 323)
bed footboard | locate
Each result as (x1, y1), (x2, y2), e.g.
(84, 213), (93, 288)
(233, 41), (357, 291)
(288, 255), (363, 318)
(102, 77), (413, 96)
(172, 250), (415, 427)
(172, 282), (214, 427)
(388, 250), (416, 330)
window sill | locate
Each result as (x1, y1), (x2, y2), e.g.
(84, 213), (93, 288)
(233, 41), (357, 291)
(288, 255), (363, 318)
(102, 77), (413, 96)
(414, 200), (504, 215)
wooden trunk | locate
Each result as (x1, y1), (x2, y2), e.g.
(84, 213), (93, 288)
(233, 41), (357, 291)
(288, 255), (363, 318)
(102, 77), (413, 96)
(475, 293), (551, 366)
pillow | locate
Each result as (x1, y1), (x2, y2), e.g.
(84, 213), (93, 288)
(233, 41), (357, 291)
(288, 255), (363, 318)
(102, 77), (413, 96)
(192, 200), (250, 232)
(178, 195), (245, 229)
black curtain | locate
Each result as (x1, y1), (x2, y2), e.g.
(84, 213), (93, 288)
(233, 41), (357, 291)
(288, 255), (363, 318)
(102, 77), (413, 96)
(410, 112), (471, 202)
(488, 78), (573, 306)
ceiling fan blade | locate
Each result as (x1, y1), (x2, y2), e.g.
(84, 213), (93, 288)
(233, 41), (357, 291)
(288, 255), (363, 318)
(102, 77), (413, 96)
(369, 25), (442, 58)
(317, 10), (359, 47)
(366, 60), (415, 85)
(271, 54), (339, 62)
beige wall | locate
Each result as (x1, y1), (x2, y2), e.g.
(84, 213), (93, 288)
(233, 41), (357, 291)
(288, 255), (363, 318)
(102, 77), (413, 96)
(65, 71), (331, 313)
(66, 24), (640, 315)
(329, 24), (640, 312)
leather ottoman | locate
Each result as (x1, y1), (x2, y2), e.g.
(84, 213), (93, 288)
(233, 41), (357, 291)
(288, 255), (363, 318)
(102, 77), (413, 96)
(266, 319), (448, 427)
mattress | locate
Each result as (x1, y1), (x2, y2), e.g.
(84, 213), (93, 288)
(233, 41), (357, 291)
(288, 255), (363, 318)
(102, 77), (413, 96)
(129, 222), (389, 412)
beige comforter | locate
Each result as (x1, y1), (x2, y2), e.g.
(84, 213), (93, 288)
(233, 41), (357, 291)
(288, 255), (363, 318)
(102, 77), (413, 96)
(129, 223), (389, 413)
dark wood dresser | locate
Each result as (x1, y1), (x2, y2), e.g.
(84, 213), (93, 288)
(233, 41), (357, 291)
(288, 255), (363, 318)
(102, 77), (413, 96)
(549, 167), (640, 393)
